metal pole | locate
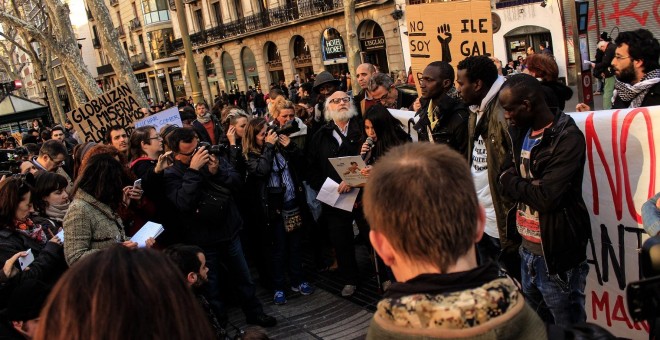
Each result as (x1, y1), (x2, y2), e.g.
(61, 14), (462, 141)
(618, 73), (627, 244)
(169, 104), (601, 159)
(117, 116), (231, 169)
(173, 0), (204, 104)
(570, 0), (584, 103)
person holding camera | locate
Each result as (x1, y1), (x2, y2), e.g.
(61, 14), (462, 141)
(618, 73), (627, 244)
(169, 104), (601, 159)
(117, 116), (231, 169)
(268, 96), (307, 150)
(163, 127), (276, 328)
(244, 117), (314, 305)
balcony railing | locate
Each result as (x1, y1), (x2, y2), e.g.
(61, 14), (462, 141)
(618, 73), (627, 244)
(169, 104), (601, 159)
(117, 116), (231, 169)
(97, 64), (114, 75)
(129, 18), (142, 31)
(171, 0), (375, 53)
(116, 26), (125, 38)
(92, 38), (101, 49)
(130, 53), (148, 70)
(109, 0), (118, 6)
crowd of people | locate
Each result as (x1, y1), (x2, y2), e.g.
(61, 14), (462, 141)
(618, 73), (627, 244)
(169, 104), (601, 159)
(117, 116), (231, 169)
(0, 28), (659, 339)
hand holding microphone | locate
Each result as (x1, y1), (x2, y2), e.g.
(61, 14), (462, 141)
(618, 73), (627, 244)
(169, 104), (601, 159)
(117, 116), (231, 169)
(361, 137), (374, 160)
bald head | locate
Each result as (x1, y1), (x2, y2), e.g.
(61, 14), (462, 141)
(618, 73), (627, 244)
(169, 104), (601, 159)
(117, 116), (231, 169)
(357, 63), (376, 89)
(325, 91), (357, 122)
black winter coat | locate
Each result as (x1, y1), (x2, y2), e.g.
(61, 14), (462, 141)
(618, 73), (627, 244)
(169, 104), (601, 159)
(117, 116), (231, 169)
(246, 143), (306, 227)
(163, 159), (243, 246)
(613, 82), (660, 109)
(413, 93), (469, 156)
(307, 118), (364, 192)
(499, 112), (592, 275)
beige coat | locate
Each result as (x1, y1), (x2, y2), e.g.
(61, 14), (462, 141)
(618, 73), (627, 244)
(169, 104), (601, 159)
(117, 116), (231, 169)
(63, 189), (126, 265)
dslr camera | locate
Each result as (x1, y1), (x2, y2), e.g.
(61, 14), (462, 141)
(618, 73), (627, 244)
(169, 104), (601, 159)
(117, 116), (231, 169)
(197, 141), (228, 156)
(267, 120), (300, 136)
(626, 235), (660, 337)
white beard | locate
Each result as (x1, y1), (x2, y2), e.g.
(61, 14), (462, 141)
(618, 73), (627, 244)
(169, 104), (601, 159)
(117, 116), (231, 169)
(326, 106), (358, 122)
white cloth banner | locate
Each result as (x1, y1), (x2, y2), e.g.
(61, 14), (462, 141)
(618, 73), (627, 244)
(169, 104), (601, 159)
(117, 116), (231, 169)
(134, 107), (183, 132)
(568, 106), (658, 339)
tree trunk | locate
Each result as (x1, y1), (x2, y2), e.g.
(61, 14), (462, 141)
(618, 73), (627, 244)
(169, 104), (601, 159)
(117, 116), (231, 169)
(343, 0), (361, 95)
(86, 0), (149, 108)
(64, 70), (88, 109)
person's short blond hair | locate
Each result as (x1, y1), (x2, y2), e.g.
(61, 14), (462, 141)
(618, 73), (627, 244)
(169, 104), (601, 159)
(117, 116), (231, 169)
(363, 143), (479, 272)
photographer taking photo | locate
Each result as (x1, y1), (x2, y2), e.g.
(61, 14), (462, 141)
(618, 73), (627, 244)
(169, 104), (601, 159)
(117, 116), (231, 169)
(163, 127), (276, 328)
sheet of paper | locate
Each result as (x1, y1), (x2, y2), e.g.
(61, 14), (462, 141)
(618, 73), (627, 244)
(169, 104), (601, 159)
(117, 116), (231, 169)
(130, 221), (164, 248)
(18, 248), (34, 271)
(316, 178), (340, 206)
(315, 177), (359, 212)
(56, 229), (64, 243)
(328, 156), (368, 186)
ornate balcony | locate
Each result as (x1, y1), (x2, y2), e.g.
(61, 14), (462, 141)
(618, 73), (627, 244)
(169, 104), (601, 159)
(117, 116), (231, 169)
(129, 18), (142, 32)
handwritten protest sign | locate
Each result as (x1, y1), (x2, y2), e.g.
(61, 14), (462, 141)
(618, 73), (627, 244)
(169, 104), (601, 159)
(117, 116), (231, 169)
(406, 0), (493, 92)
(134, 107), (183, 132)
(388, 109), (418, 142)
(565, 107), (658, 339)
(66, 84), (144, 143)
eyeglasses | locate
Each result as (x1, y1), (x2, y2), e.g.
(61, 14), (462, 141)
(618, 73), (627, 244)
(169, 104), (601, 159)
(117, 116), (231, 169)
(328, 97), (352, 104)
(614, 55), (632, 60)
(48, 155), (65, 167)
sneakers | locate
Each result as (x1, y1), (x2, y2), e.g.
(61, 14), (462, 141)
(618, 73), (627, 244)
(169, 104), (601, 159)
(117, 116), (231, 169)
(341, 284), (357, 297)
(246, 313), (277, 327)
(291, 282), (315, 295)
(273, 290), (286, 305)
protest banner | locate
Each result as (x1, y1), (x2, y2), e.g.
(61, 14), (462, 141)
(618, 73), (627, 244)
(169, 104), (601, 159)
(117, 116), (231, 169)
(66, 84), (145, 143)
(134, 107), (183, 132)
(406, 0), (493, 93)
(565, 107), (658, 339)
(388, 109), (418, 142)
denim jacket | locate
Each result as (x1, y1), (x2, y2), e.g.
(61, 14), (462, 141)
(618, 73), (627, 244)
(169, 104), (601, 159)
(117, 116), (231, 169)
(642, 192), (660, 236)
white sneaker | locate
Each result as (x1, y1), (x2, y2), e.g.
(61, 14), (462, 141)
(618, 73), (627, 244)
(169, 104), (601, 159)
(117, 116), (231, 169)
(341, 284), (356, 297)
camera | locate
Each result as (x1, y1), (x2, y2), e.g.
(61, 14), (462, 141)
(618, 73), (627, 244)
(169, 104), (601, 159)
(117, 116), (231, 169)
(197, 142), (228, 156)
(267, 120), (300, 136)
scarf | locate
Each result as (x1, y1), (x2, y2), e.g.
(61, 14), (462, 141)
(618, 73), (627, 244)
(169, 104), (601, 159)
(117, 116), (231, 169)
(15, 218), (47, 245)
(613, 69), (660, 108)
(197, 112), (212, 124)
(45, 201), (70, 221)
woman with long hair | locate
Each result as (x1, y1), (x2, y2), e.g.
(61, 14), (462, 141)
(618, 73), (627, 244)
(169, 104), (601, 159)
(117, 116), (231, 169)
(523, 53), (573, 111)
(0, 175), (66, 305)
(244, 117), (314, 305)
(30, 172), (70, 231)
(34, 247), (216, 340)
(361, 104), (412, 166)
(220, 107), (250, 177)
(63, 153), (145, 265)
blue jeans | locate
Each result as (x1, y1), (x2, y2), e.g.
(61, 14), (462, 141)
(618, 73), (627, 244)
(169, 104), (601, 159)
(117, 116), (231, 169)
(271, 203), (304, 291)
(520, 247), (589, 327)
(203, 237), (263, 321)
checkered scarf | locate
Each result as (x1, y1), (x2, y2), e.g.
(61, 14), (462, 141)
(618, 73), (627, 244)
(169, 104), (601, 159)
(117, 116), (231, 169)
(613, 69), (660, 108)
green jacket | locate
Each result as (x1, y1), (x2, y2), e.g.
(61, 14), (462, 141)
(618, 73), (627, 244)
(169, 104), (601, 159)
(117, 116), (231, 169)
(366, 278), (547, 340)
(63, 189), (127, 265)
(466, 91), (518, 253)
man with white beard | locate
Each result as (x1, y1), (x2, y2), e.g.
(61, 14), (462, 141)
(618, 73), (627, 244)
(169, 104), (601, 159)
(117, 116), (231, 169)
(307, 91), (364, 297)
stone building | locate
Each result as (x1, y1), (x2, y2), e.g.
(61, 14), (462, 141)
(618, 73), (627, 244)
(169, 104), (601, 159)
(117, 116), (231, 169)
(171, 0), (406, 103)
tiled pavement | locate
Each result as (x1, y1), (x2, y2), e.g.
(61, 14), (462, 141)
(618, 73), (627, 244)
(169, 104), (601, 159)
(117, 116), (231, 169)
(226, 244), (384, 339)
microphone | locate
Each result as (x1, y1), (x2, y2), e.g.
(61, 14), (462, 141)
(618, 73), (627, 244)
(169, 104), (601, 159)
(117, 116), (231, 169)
(362, 137), (374, 160)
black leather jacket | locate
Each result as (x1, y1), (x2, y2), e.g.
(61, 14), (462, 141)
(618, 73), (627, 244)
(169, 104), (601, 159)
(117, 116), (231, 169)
(499, 111), (592, 274)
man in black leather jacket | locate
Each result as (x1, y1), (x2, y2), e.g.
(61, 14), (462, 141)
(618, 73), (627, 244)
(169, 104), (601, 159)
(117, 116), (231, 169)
(498, 74), (591, 327)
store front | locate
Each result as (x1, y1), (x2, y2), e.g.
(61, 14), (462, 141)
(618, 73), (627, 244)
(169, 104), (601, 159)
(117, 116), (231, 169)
(265, 41), (284, 85)
(169, 66), (186, 101)
(241, 47), (260, 89)
(504, 26), (551, 64)
(321, 28), (348, 76)
(222, 52), (238, 92)
(203, 56), (219, 101)
(358, 20), (388, 73)
(135, 72), (151, 99)
(291, 35), (313, 83)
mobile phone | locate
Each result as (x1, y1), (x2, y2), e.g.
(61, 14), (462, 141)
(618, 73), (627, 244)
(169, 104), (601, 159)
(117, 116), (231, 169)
(18, 249), (34, 271)
(133, 179), (142, 190)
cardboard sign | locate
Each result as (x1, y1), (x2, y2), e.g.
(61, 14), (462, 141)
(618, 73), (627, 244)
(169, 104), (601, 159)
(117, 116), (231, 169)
(66, 84), (144, 143)
(565, 107), (658, 339)
(406, 0), (493, 92)
(134, 107), (183, 132)
(11, 132), (22, 145)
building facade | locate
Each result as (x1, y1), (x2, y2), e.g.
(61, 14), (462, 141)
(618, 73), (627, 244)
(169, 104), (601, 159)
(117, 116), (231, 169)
(169, 0), (405, 103)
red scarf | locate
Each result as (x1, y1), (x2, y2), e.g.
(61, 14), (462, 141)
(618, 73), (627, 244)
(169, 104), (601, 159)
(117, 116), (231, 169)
(15, 218), (47, 245)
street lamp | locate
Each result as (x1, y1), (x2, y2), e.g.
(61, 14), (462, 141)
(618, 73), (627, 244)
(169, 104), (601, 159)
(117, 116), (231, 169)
(39, 76), (53, 125)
